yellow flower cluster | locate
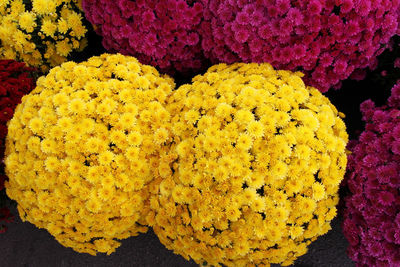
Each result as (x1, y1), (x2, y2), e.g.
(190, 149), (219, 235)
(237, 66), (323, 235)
(4, 54), (175, 255)
(0, 0), (88, 72)
(149, 63), (349, 266)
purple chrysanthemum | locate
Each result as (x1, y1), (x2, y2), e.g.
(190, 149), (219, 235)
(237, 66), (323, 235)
(343, 82), (400, 266)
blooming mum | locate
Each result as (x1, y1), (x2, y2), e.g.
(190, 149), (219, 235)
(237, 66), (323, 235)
(0, 60), (36, 233)
(4, 54), (175, 255)
(343, 82), (400, 267)
(82, 0), (207, 75)
(0, 0), (90, 72)
(0, 60), (36, 191)
(148, 63), (348, 266)
(200, 0), (400, 92)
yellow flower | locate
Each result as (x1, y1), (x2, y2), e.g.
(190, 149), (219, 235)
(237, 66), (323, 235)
(184, 109), (200, 124)
(235, 109), (254, 125)
(40, 138), (57, 154)
(44, 156), (59, 172)
(41, 19), (57, 37)
(96, 102), (112, 116)
(272, 206), (289, 221)
(98, 187), (114, 201)
(119, 113), (136, 129)
(127, 131), (142, 146)
(247, 121), (264, 138)
(57, 17), (69, 34)
(124, 103), (138, 115)
(289, 226), (304, 239)
(98, 151), (114, 165)
(120, 202), (135, 217)
(225, 206), (241, 222)
(153, 128), (169, 144)
(110, 130), (126, 145)
(250, 197), (266, 212)
(53, 93), (69, 106)
(312, 183), (326, 201)
(298, 196), (317, 214)
(215, 103), (233, 119)
(57, 117), (73, 130)
(85, 137), (101, 153)
(242, 188), (258, 204)
(32, 0), (56, 14)
(270, 160), (288, 179)
(56, 39), (72, 57)
(19, 12), (36, 33)
(125, 147), (139, 161)
(236, 133), (253, 150)
(68, 98), (86, 113)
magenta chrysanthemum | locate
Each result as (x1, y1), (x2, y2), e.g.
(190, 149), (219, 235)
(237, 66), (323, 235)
(343, 83), (400, 266)
(82, 0), (207, 75)
(200, 0), (400, 92)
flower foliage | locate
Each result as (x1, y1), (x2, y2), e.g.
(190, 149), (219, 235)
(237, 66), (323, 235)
(200, 0), (400, 92)
(0, 0), (89, 72)
(1, 60), (36, 192)
(147, 63), (349, 266)
(343, 83), (400, 266)
(82, 0), (207, 75)
(4, 54), (175, 255)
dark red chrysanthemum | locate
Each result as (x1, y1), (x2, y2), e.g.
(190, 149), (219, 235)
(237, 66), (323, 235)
(0, 60), (36, 232)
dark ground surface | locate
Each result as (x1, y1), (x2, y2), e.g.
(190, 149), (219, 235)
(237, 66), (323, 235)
(1, 30), (399, 267)
(0, 205), (353, 267)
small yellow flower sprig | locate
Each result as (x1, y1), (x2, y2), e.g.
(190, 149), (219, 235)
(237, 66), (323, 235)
(149, 63), (349, 266)
(5, 54), (176, 255)
(0, 0), (89, 72)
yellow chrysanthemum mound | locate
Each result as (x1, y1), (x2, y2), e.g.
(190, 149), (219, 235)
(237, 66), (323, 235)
(149, 63), (348, 266)
(4, 54), (175, 255)
(0, 0), (89, 72)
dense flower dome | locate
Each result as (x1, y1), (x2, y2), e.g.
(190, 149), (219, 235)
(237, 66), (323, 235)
(0, 0), (90, 72)
(4, 54), (176, 255)
(343, 83), (400, 266)
(0, 60), (37, 191)
(200, 0), (400, 92)
(82, 0), (207, 75)
(147, 63), (349, 266)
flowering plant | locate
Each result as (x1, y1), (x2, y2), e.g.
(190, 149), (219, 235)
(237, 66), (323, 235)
(0, 0), (90, 72)
(0, 59), (36, 191)
(147, 63), (348, 266)
(0, 60), (36, 233)
(343, 83), (400, 266)
(82, 0), (207, 75)
(4, 54), (175, 255)
(200, 0), (400, 92)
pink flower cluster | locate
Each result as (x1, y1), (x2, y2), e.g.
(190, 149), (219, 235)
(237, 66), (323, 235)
(82, 0), (207, 75)
(343, 83), (400, 266)
(200, 0), (400, 92)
